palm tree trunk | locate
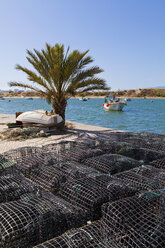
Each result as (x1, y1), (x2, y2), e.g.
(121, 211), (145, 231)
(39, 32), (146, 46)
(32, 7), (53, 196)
(52, 98), (67, 129)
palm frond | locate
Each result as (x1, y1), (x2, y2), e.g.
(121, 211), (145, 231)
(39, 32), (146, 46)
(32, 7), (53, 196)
(78, 55), (94, 69)
(70, 66), (104, 86)
(75, 78), (106, 89)
(15, 65), (50, 91)
(26, 49), (51, 83)
(67, 78), (107, 95)
(9, 82), (45, 94)
(78, 85), (109, 93)
(9, 43), (109, 124)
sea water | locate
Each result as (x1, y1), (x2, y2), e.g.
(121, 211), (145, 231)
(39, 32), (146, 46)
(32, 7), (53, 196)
(0, 98), (165, 134)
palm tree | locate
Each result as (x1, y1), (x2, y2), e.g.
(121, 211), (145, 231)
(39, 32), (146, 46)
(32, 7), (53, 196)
(9, 43), (109, 128)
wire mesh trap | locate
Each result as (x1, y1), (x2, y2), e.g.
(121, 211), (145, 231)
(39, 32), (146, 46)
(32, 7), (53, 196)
(0, 173), (37, 203)
(81, 173), (138, 203)
(42, 141), (104, 163)
(95, 131), (165, 154)
(43, 140), (96, 153)
(130, 165), (165, 185)
(1, 132), (164, 248)
(0, 154), (16, 175)
(58, 177), (110, 220)
(0, 192), (88, 248)
(3, 146), (42, 160)
(116, 146), (165, 163)
(28, 160), (102, 193)
(33, 221), (102, 248)
(151, 157), (165, 169)
(83, 154), (141, 175)
(98, 131), (165, 143)
(4, 147), (58, 177)
(96, 131), (136, 142)
(105, 177), (138, 202)
(114, 169), (160, 191)
(123, 136), (165, 153)
(90, 139), (133, 154)
(101, 190), (165, 248)
(57, 175), (135, 220)
(115, 165), (165, 190)
(29, 165), (65, 192)
(50, 161), (101, 181)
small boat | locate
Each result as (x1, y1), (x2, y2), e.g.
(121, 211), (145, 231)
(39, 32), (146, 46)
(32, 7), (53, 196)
(16, 109), (63, 126)
(79, 97), (88, 101)
(27, 97), (33, 100)
(102, 95), (126, 111)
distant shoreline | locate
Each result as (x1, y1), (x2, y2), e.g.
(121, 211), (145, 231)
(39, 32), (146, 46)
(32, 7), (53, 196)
(1, 96), (165, 99)
(1, 88), (165, 99)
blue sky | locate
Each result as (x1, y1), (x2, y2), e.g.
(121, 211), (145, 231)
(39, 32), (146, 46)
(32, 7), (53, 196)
(0, 0), (165, 90)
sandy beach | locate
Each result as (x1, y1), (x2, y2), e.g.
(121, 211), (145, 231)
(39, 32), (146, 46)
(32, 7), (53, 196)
(0, 113), (120, 153)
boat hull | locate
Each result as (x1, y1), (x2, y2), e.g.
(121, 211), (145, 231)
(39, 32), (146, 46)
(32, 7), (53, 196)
(104, 102), (125, 111)
(79, 97), (88, 101)
(16, 110), (63, 126)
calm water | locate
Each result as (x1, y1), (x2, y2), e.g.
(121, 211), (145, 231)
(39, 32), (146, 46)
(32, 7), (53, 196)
(0, 98), (165, 134)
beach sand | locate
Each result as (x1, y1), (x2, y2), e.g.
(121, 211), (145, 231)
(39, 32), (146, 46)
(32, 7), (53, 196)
(0, 113), (120, 153)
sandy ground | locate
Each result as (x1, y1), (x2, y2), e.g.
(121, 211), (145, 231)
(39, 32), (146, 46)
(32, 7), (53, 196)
(0, 113), (120, 153)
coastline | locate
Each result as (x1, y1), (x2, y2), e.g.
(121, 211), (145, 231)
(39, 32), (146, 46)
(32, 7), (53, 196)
(0, 113), (120, 153)
(2, 96), (165, 99)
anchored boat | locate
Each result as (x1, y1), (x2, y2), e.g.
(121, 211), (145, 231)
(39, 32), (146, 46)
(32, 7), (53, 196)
(79, 97), (88, 101)
(102, 95), (127, 111)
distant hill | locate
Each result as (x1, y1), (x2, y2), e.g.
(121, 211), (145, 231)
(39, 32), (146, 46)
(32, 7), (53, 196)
(152, 86), (165, 89)
(116, 88), (165, 98)
(1, 88), (165, 98)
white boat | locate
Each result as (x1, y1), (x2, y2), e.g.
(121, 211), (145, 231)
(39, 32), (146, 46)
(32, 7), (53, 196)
(79, 97), (88, 101)
(16, 109), (63, 126)
(102, 95), (126, 111)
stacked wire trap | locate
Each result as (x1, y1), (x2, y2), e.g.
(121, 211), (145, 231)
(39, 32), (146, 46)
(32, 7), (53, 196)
(0, 154), (16, 175)
(101, 191), (165, 248)
(83, 154), (141, 174)
(0, 192), (88, 248)
(43, 141), (104, 163)
(116, 146), (165, 163)
(29, 160), (102, 193)
(95, 131), (165, 156)
(33, 221), (102, 248)
(58, 176), (110, 220)
(1, 130), (165, 248)
(151, 157), (165, 169)
(0, 173), (37, 203)
(114, 165), (165, 191)
(4, 147), (58, 177)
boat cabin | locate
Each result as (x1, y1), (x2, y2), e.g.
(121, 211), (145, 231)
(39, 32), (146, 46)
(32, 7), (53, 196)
(104, 95), (120, 103)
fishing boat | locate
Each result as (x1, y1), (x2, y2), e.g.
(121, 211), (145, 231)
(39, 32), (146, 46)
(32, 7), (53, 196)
(79, 97), (88, 101)
(16, 109), (63, 126)
(102, 95), (126, 111)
